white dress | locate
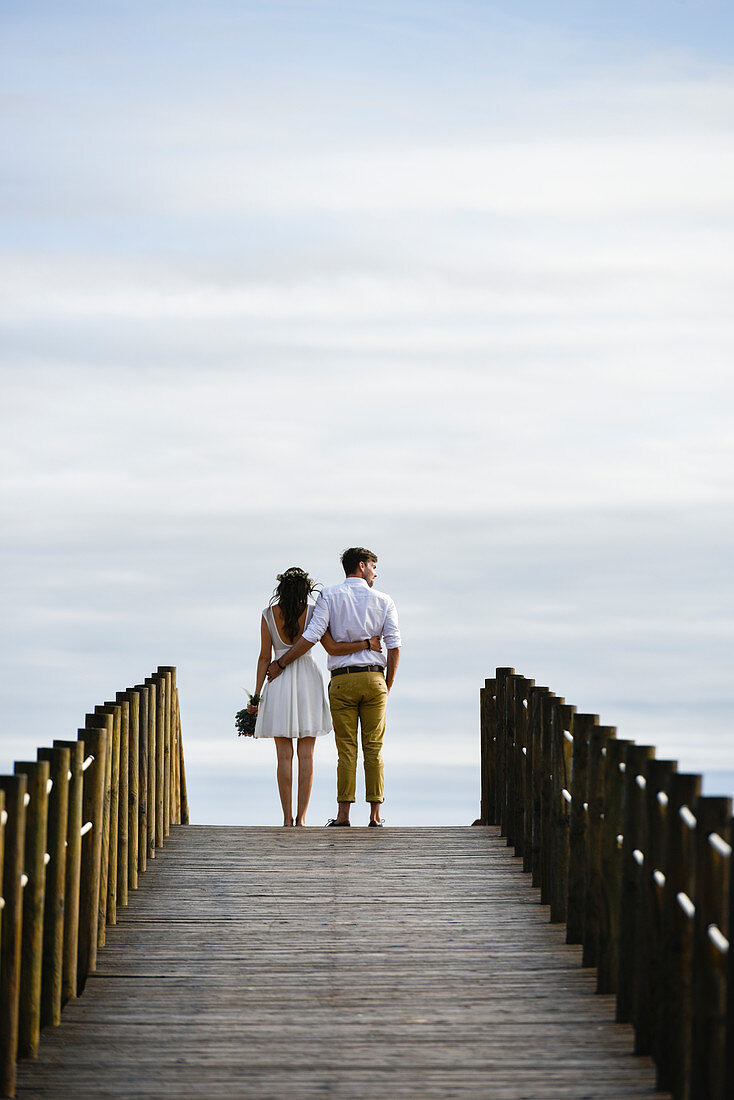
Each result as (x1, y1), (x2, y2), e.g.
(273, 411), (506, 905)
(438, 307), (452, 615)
(254, 606), (332, 739)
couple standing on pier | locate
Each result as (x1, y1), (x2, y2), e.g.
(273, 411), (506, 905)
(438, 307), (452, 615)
(246, 547), (402, 827)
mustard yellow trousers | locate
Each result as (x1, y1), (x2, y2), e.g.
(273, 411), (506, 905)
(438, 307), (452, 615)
(328, 670), (388, 803)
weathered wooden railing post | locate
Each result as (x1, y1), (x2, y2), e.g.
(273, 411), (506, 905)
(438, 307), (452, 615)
(633, 757), (677, 1055)
(583, 724), (616, 968)
(147, 674), (165, 849)
(548, 699), (573, 921)
(656, 772), (700, 1097)
(143, 677), (158, 855)
(77, 728), (107, 994)
(13, 760), (50, 1060)
(0, 789), (5, 953)
(101, 699), (127, 912)
(479, 677), (497, 825)
(167, 667), (179, 825)
(85, 710), (112, 947)
(504, 674), (519, 848)
(728, 820), (734, 1100)
(512, 676), (533, 859)
(36, 746), (70, 1030)
(689, 796), (731, 1100)
(116, 690), (138, 893)
(0, 774), (27, 1099)
(597, 738), (634, 993)
(133, 685), (148, 872)
(539, 692), (559, 906)
(176, 687), (189, 826)
(494, 668), (514, 837)
(566, 713), (598, 945)
(53, 739), (84, 1007)
(156, 667), (173, 838)
(526, 685), (546, 876)
(616, 743), (656, 1022)
(129, 688), (141, 874)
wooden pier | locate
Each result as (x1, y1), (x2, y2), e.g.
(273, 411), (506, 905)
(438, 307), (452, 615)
(15, 825), (664, 1098)
(2, 664), (731, 1098)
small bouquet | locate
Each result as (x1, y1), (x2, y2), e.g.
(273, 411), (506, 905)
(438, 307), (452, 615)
(235, 692), (261, 737)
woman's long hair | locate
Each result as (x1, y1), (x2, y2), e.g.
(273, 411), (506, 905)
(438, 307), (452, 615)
(270, 567), (319, 642)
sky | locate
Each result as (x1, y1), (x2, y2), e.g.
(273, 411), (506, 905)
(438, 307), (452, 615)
(1, 1), (733, 825)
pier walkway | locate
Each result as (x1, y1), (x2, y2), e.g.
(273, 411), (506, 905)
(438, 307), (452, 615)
(15, 826), (665, 1099)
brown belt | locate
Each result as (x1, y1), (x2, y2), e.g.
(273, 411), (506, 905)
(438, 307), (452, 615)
(331, 664), (384, 677)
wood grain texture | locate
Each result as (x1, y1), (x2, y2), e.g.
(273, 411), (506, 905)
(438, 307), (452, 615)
(15, 826), (669, 1099)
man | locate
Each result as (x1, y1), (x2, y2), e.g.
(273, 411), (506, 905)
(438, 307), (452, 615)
(267, 547), (401, 826)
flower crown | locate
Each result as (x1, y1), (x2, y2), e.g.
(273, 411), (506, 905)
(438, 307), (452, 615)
(276, 568), (312, 584)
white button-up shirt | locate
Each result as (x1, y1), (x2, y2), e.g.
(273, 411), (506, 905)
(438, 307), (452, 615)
(302, 577), (401, 671)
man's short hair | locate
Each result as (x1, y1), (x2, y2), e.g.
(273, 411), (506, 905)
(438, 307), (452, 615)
(341, 547), (378, 576)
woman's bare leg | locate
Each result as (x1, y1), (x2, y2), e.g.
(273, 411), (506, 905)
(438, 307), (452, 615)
(295, 737), (316, 826)
(274, 738), (294, 825)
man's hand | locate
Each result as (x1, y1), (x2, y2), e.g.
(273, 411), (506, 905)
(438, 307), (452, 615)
(267, 659), (283, 681)
(368, 636), (382, 653)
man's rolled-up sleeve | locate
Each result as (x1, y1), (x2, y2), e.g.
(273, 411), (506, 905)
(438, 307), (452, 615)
(302, 592), (330, 643)
(382, 600), (401, 649)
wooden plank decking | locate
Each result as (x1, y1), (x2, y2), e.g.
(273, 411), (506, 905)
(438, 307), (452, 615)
(15, 826), (669, 1098)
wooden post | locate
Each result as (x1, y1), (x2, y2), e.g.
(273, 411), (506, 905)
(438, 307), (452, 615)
(36, 746), (70, 1029)
(112, 698), (129, 908)
(616, 744), (656, 1022)
(504, 674), (520, 849)
(157, 667), (173, 838)
(177, 690), (189, 826)
(117, 690), (139, 891)
(13, 760), (50, 1059)
(583, 725), (616, 969)
(727, 813), (734, 1100)
(566, 713), (598, 946)
(656, 771), (701, 1097)
(512, 676), (533, 860)
(633, 757), (677, 1054)
(480, 678), (497, 825)
(134, 685), (148, 873)
(494, 668), (514, 836)
(77, 728), (107, 994)
(690, 796), (731, 1100)
(130, 686), (141, 869)
(85, 710), (112, 945)
(548, 700), (573, 920)
(527, 686), (547, 880)
(95, 702), (121, 924)
(540, 692), (560, 905)
(0, 789), (4, 961)
(53, 740), (84, 1007)
(170, 668), (180, 825)
(150, 674), (165, 848)
(0, 774), (27, 1099)
(144, 678), (157, 856)
(597, 739), (635, 994)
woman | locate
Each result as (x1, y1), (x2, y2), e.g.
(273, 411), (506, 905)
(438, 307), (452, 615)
(249, 567), (381, 826)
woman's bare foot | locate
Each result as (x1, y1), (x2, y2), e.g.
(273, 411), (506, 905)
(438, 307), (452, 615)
(283, 818), (294, 827)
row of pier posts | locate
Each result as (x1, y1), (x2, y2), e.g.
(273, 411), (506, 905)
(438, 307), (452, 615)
(0, 665), (188, 1098)
(480, 667), (732, 1100)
